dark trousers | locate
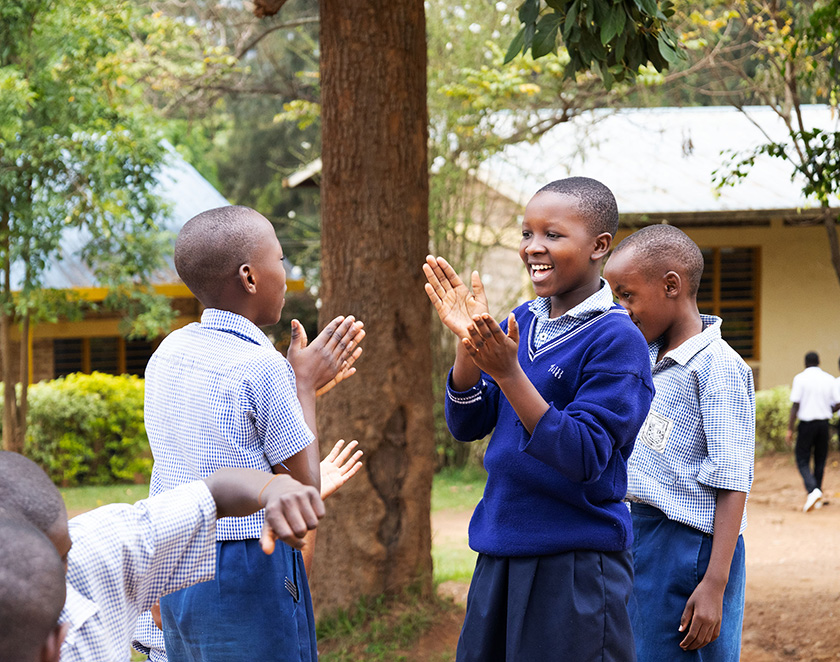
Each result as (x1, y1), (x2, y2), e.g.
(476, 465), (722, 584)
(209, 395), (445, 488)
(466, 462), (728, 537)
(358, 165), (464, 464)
(795, 419), (829, 493)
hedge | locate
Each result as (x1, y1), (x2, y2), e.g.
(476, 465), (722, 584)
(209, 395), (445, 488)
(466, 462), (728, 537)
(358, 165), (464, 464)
(19, 372), (150, 487)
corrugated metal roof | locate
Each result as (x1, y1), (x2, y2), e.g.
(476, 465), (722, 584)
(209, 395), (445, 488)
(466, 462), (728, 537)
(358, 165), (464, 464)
(475, 105), (840, 216)
(12, 146), (231, 290)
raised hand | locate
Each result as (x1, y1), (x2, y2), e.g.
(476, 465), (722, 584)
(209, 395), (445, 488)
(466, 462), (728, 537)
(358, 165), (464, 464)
(320, 439), (364, 500)
(423, 255), (489, 340)
(463, 312), (520, 379)
(286, 316), (365, 392)
(315, 327), (365, 397)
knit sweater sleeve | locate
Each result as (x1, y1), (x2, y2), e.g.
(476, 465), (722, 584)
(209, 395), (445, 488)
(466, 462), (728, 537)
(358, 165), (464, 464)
(444, 369), (502, 442)
(520, 325), (654, 484)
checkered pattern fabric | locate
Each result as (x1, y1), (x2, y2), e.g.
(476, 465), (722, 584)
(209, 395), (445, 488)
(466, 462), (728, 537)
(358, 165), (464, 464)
(527, 278), (614, 349)
(628, 315), (755, 534)
(145, 308), (314, 541)
(60, 482), (217, 662)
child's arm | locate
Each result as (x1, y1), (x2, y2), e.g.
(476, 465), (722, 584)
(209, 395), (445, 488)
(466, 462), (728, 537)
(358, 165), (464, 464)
(785, 403), (799, 444)
(423, 255), (488, 390)
(463, 313), (549, 433)
(203, 468), (324, 553)
(284, 315), (366, 489)
(678, 488), (747, 651)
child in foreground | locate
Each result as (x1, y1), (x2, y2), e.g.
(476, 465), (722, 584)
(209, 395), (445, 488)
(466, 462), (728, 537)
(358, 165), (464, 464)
(0, 449), (326, 662)
(603, 225), (754, 661)
(424, 177), (654, 661)
(138, 205), (364, 662)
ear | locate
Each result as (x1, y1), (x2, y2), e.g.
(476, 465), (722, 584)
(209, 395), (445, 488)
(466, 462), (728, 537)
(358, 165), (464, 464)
(591, 232), (612, 261)
(41, 622), (68, 662)
(663, 270), (682, 298)
(238, 263), (257, 295)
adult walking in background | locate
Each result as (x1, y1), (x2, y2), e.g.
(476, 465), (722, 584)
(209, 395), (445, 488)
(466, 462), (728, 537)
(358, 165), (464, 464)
(786, 352), (836, 512)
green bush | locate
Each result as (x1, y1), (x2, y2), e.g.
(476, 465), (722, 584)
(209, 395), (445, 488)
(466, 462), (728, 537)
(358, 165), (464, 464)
(755, 385), (791, 456)
(23, 372), (150, 487)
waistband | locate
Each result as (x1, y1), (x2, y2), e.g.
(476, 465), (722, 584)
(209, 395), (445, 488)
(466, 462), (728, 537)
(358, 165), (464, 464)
(629, 501), (667, 518)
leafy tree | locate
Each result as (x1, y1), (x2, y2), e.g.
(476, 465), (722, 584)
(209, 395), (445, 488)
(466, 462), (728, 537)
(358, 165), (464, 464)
(0, 0), (208, 452)
(680, 0), (840, 283)
(506, 0), (684, 87)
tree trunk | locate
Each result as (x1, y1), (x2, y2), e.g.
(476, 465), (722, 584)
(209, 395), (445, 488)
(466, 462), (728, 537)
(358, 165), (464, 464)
(823, 210), (840, 288)
(312, 0), (434, 615)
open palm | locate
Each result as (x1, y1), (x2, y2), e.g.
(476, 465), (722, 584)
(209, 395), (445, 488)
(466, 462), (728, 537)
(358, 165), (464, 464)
(423, 255), (489, 340)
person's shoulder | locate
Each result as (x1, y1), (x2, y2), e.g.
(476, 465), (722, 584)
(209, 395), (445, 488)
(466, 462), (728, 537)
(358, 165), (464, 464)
(590, 305), (648, 349)
(696, 338), (754, 390)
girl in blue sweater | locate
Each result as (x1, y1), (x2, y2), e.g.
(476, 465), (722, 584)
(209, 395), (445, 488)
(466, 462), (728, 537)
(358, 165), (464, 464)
(424, 177), (654, 662)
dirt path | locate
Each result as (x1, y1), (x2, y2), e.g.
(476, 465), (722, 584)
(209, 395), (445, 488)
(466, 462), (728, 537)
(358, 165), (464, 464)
(425, 453), (840, 661)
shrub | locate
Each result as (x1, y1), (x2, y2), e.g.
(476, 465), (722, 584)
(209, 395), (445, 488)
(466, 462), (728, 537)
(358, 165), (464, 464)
(23, 372), (150, 486)
(755, 385), (791, 456)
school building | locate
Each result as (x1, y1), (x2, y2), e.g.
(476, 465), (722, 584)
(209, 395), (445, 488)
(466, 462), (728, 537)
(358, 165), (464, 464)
(3, 149), (303, 385)
(469, 104), (840, 391)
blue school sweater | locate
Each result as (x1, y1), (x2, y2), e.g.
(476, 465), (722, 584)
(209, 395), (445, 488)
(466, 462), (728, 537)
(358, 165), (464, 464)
(446, 301), (654, 556)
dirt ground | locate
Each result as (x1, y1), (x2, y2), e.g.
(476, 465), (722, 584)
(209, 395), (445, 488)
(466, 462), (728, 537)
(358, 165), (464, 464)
(422, 453), (840, 661)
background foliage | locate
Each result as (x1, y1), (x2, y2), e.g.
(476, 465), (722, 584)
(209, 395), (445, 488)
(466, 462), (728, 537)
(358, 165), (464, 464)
(19, 373), (149, 487)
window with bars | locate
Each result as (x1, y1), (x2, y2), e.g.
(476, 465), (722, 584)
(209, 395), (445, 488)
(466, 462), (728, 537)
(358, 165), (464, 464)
(698, 247), (759, 360)
(52, 337), (155, 378)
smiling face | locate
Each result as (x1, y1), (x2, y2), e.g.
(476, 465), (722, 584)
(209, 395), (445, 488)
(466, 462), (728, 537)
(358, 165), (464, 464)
(603, 246), (674, 342)
(519, 192), (609, 314)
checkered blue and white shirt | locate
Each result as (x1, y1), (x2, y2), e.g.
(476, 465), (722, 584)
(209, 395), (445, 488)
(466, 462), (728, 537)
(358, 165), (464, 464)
(145, 308), (314, 541)
(627, 315), (755, 535)
(527, 278), (615, 349)
(60, 481), (217, 662)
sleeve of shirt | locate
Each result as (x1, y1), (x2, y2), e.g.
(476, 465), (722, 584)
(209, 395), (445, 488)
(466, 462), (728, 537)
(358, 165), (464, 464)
(696, 368), (755, 493)
(67, 481), (217, 617)
(444, 369), (501, 441)
(248, 354), (315, 466)
(790, 374), (802, 403)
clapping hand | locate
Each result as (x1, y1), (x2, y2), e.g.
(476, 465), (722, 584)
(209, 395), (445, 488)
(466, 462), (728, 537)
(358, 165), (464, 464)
(423, 255), (489, 341)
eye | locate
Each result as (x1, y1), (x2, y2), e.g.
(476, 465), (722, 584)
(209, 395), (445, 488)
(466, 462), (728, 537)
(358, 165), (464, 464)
(546, 232), (560, 239)
(521, 230), (532, 239)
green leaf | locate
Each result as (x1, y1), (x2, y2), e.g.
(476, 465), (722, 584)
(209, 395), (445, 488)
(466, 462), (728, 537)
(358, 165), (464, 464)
(656, 31), (680, 65)
(600, 6), (626, 45)
(504, 26), (527, 63)
(562, 0), (580, 41)
(632, 0), (658, 17)
(532, 14), (562, 58)
(518, 0), (541, 25)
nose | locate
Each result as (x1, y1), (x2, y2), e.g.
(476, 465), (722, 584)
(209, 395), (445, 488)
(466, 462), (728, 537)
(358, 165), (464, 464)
(524, 238), (545, 254)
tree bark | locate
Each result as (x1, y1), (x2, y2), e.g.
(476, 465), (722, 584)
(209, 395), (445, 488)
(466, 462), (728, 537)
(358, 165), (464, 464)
(312, 0), (434, 615)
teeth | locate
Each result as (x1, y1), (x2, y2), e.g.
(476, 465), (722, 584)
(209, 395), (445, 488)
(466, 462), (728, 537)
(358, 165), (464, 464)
(531, 265), (552, 271)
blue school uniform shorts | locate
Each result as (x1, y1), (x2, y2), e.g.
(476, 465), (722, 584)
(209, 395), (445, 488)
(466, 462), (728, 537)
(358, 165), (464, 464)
(456, 548), (636, 662)
(160, 539), (316, 662)
(629, 502), (746, 662)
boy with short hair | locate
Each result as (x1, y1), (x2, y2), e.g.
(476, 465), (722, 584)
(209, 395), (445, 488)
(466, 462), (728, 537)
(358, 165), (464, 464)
(0, 449), (325, 662)
(139, 205), (364, 661)
(603, 224), (754, 661)
(424, 177), (654, 661)
(0, 518), (67, 662)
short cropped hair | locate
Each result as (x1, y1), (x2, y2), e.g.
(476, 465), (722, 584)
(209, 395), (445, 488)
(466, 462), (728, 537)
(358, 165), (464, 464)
(174, 205), (269, 305)
(612, 224), (705, 296)
(537, 177), (619, 237)
(0, 519), (66, 660)
(805, 351), (819, 367)
(0, 451), (65, 534)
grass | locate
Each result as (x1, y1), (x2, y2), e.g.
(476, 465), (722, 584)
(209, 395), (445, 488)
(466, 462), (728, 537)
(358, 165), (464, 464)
(430, 465), (487, 512)
(61, 482), (150, 516)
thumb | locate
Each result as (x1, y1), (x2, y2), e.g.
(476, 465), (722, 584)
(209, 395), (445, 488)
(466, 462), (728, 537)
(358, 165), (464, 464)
(259, 523), (277, 555)
(507, 313), (519, 344)
(471, 270), (487, 303)
(288, 319), (308, 352)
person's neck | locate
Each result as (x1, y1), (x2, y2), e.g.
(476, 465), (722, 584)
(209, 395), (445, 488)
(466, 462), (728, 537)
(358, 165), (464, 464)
(657, 305), (703, 361)
(549, 278), (602, 318)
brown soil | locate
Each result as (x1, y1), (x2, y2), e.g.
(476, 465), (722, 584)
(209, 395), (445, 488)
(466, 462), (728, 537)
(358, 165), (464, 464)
(417, 453), (840, 661)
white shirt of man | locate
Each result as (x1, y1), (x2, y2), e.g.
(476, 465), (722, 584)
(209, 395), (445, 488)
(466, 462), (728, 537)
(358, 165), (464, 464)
(790, 365), (837, 421)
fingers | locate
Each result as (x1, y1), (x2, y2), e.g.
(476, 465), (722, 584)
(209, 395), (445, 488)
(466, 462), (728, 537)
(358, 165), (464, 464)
(507, 313), (519, 344)
(259, 482), (324, 554)
(324, 438), (346, 463)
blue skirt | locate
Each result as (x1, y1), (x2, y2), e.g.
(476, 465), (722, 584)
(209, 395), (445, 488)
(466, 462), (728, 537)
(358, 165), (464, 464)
(160, 539), (317, 661)
(629, 502), (746, 662)
(456, 548), (636, 662)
